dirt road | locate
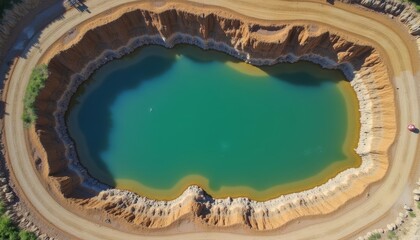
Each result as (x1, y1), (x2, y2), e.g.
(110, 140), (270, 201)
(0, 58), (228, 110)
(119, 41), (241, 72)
(3, 0), (420, 239)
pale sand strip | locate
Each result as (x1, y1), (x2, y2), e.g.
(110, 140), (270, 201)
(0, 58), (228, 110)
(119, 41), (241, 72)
(3, 0), (419, 239)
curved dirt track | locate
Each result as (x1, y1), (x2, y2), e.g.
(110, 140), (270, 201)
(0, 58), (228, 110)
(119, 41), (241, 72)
(4, 0), (420, 239)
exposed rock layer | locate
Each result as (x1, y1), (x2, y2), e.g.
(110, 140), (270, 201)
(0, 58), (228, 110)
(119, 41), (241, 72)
(338, 0), (420, 36)
(30, 6), (395, 230)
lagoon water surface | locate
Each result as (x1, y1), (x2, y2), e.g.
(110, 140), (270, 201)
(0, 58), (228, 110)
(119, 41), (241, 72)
(66, 45), (360, 201)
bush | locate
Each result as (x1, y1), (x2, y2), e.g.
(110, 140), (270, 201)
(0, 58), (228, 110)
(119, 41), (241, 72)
(22, 65), (48, 126)
(19, 231), (37, 240)
(368, 233), (382, 240)
(409, 211), (416, 218)
(387, 230), (398, 240)
(0, 201), (37, 239)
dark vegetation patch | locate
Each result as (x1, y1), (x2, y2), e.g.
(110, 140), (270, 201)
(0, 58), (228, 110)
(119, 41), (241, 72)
(0, 0), (22, 20)
(0, 201), (37, 240)
(23, 65), (48, 126)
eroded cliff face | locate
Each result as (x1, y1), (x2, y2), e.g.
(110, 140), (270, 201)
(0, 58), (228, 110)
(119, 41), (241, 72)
(30, 6), (395, 230)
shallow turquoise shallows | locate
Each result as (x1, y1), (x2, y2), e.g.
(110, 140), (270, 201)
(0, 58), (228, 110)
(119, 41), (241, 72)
(66, 45), (360, 201)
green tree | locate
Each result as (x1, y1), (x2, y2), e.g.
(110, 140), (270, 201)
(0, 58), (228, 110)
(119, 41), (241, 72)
(19, 231), (37, 240)
(0, 202), (37, 239)
(368, 233), (382, 240)
(387, 230), (398, 240)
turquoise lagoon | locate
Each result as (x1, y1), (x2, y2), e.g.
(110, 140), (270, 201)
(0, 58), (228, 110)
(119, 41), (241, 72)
(66, 45), (360, 201)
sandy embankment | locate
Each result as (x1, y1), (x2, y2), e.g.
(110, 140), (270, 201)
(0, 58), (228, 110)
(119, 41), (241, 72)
(24, 3), (396, 231)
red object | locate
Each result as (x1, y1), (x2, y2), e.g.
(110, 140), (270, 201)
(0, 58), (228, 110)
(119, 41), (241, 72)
(408, 124), (416, 131)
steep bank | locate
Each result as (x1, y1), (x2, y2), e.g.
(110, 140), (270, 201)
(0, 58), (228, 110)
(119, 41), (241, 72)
(29, 4), (395, 231)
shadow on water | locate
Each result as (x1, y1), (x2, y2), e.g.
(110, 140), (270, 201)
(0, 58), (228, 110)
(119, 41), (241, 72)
(176, 44), (348, 86)
(176, 44), (242, 64)
(67, 47), (178, 188)
(260, 61), (347, 87)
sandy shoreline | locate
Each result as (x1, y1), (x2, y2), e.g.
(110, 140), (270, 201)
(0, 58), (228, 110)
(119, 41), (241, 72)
(1, 0), (419, 239)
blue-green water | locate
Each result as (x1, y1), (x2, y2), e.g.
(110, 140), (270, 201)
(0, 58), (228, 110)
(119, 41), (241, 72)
(67, 45), (360, 201)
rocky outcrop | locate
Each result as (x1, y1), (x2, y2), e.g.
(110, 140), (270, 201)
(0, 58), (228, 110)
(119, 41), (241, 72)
(339, 0), (420, 36)
(30, 6), (396, 230)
